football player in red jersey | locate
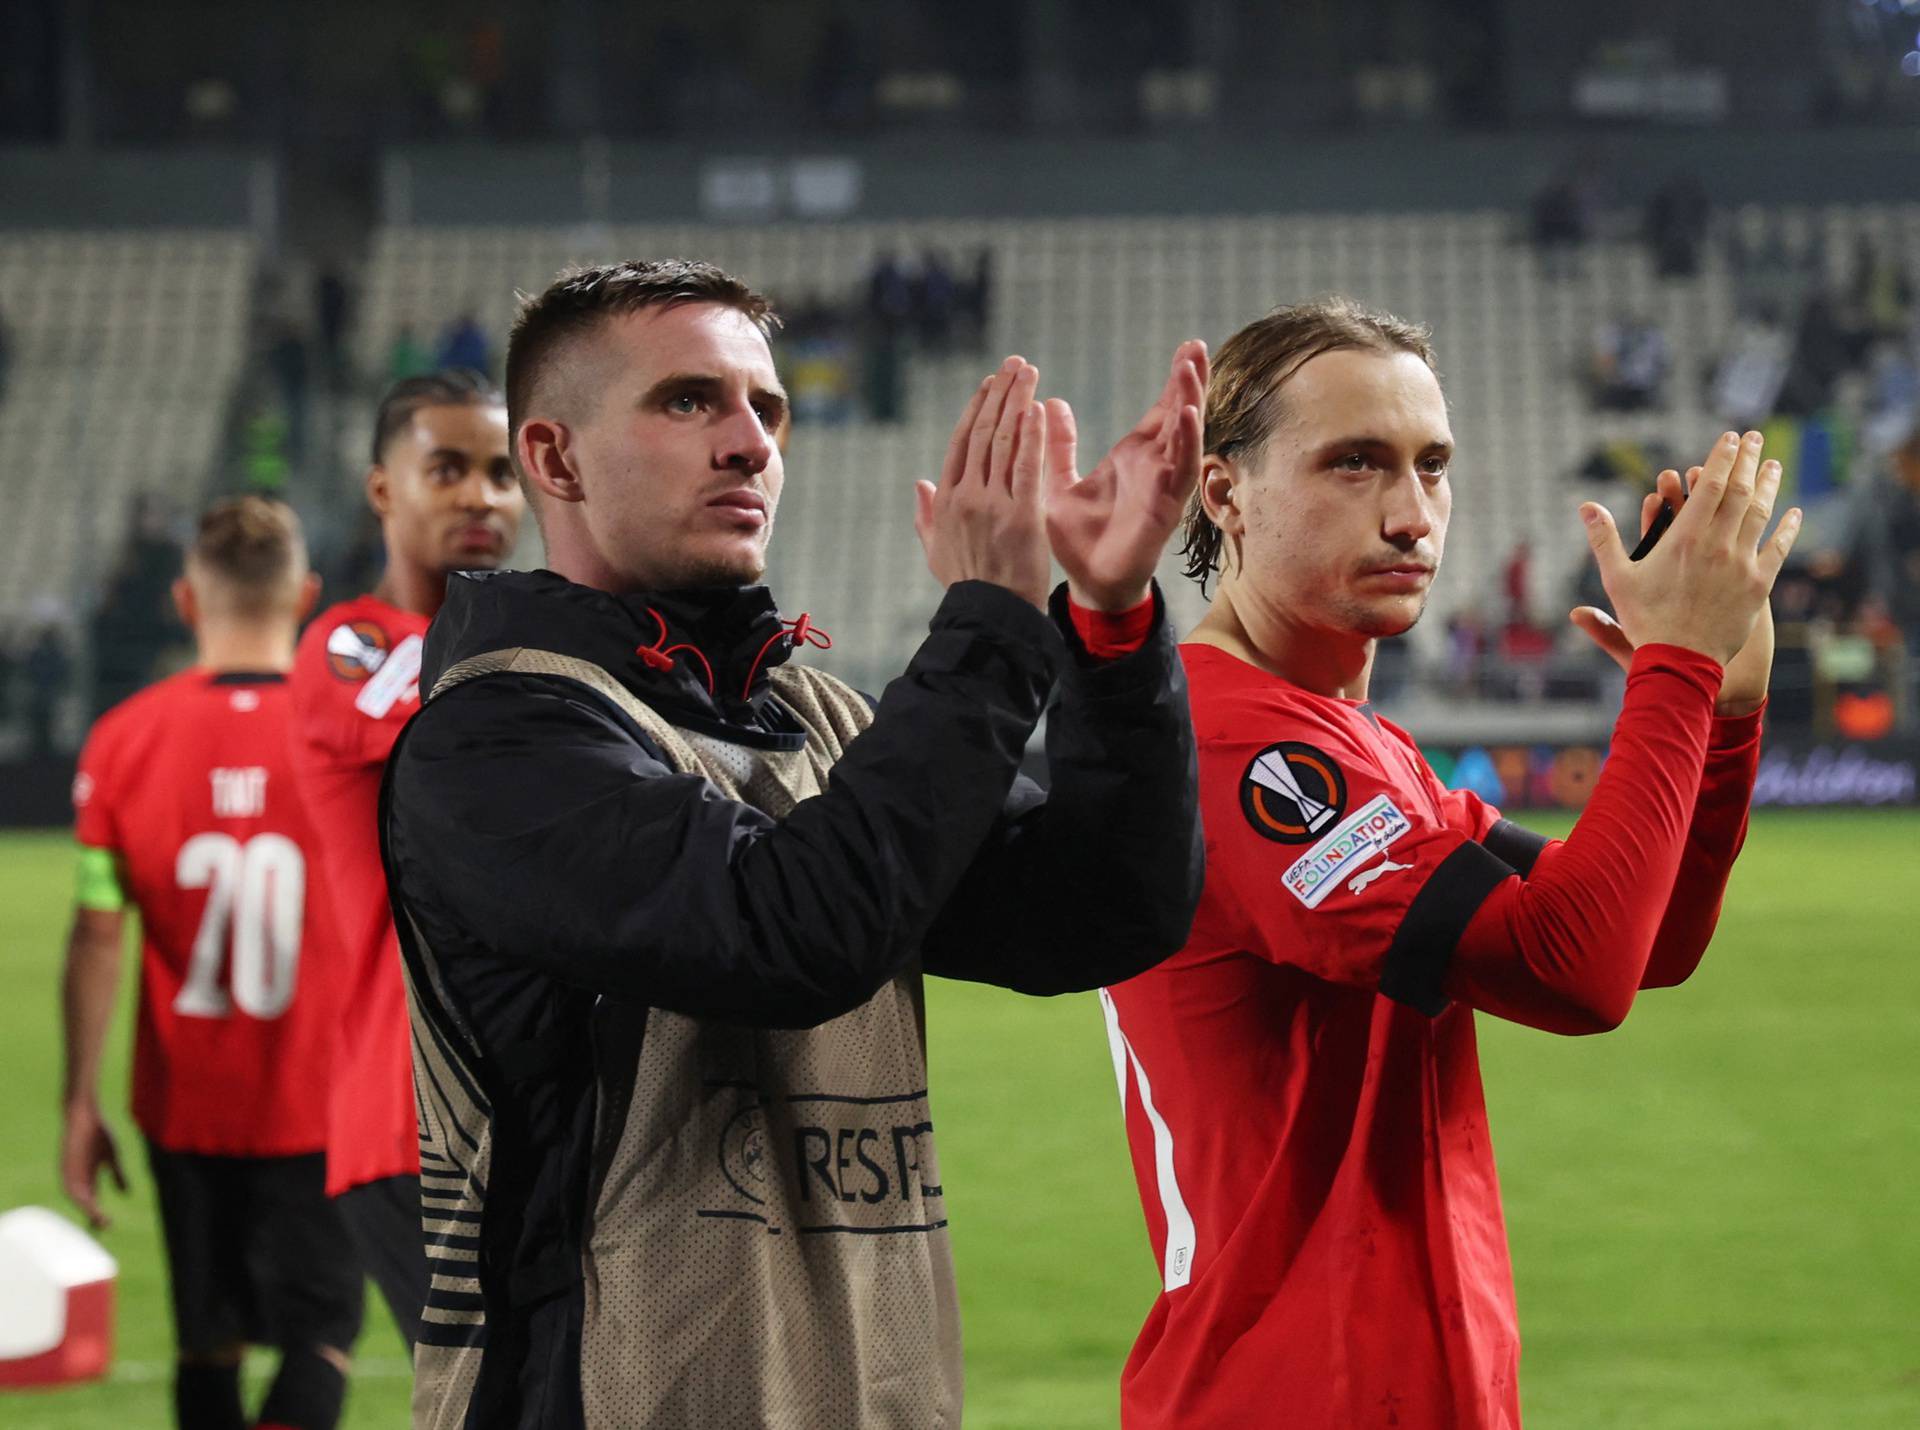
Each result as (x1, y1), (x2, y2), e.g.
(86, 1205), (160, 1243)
(61, 496), (363, 1430)
(1099, 298), (1802, 1428)
(288, 369), (524, 1345)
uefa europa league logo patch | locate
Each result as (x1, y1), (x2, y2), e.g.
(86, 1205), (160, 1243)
(1239, 742), (1347, 844)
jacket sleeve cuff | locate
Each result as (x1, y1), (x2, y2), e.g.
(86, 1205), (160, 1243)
(922, 580), (1065, 689)
(1049, 580), (1173, 680)
(1065, 591), (1156, 659)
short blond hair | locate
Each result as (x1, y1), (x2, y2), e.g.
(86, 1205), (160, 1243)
(189, 495), (307, 615)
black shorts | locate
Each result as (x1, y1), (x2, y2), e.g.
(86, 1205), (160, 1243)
(334, 1173), (429, 1348)
(146, 1143), (365, 1356)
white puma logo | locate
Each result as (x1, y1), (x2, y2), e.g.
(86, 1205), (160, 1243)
(1348, 857), (1413, 895)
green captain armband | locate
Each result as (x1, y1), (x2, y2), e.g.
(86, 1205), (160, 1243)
(74, 843), (128, 913)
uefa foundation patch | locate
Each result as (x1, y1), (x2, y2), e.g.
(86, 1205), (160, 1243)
(1240, 742), (1348, 844)
(352, 634), (423, 719)
(1281, 793), (1412, 908)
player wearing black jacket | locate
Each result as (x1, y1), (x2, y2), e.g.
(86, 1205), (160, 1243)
(380, 260), (1210, 1428)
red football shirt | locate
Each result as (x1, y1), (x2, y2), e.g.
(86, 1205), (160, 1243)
(1104, 642), (1751, 1429)
(73, 670), (333, 1156)
(289, 595), (428, 1196)
(1103, 643), (1521, 1428)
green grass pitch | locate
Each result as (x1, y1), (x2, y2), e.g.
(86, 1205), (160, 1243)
(2, 812), (1915, 1428)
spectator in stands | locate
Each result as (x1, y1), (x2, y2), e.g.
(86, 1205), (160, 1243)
(1495, 616), (1554, 701)
(866, 250), (913, 336)
(1502, 540), (1533, 628)
(1491, 543), (1552, 702)
(1444, 606), (1488, 697)
(23, 602), (71, 757)
(316, 265), (352, 389)
(1778, 290), (1849, 416)
(1866, 340), (1919, 437)
(863, 315), (907, 423)
(387, 323), (430, 383)
(784, 293), (858, 425)
(1765, 560), (1821, 730)
(862, 252), (913, 423)
(266, 316), (311, 463)
(1843, 417), (1920, 656)
(1588, 314), (1670, 412)
(90, 496), (187, 718)
(1529, 168), (1594, 279)
(1728, 213), (1817, 319)
(1710, 306), (1791, 429)
(1576, 437), (1675, 490)
(435, 310), (494, 376)
(242, 406), (292, 493)
(1846, 235), (1913, 349)
(958, 247), (993, 353)
(1645, 172), (1710, 279)
(915, 248), (958, 352)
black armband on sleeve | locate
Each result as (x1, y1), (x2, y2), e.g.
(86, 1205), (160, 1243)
(1481, 818), (1550, 878)
(1380, 841), (1518, 1017)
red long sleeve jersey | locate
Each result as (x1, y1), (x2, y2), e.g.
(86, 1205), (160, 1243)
(74, 671), (333, 1156)
(288, 595), (427, 1195)
(1102, 642), (1755, 1429)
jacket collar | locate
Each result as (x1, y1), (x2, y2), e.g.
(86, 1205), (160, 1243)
(623, 584), (827, 710)
(423, 570), (830, 745)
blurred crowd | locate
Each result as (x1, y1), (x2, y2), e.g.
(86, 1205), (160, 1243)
(781, 247), (995, 424)
(1525, 175), (1920, 733)
(227, 247), (999, 620)
(6, 194), (1916, 758)
(364, 247), (996, 429)
(1, 493), (192, 759)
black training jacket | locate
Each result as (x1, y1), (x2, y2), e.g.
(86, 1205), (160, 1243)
(379, 568), (1201, 1428)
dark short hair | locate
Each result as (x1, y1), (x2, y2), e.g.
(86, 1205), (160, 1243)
(505, 259), (778, 438)
(371, 368), (503, 465)
(1181, 297), (1438, 593)
(190, 495), (306, 613)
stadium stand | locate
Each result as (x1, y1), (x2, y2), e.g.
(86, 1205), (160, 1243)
(0, 230), (255, 628)
(349, 204), (1920, 691)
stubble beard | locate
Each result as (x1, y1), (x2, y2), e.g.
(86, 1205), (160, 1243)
(655, 535), (771, 592)
(1341, 589), (1431, 641)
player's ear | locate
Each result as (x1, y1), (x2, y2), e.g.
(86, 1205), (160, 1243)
(518, 417), (585, 505)
(171, 576), (197, 631)
(365, 464), (393, 518)
(294, 571), (322, 623)
(1201, 455), (1245, 538)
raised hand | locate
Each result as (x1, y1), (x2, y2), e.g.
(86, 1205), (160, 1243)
(1043, 340), (1208, 611)
(1572, 465), (1779, 716)
(1573, 431), (1800, 687)
(914, 356), (1053, 610)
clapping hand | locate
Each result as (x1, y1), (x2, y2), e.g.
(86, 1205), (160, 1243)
(915, 357), (1054, 610)
(1572, 431), (1800, 715)
(1042, 340), (1208, 612)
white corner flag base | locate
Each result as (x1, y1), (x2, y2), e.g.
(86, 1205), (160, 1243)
(0, 1207), (117, 1389)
